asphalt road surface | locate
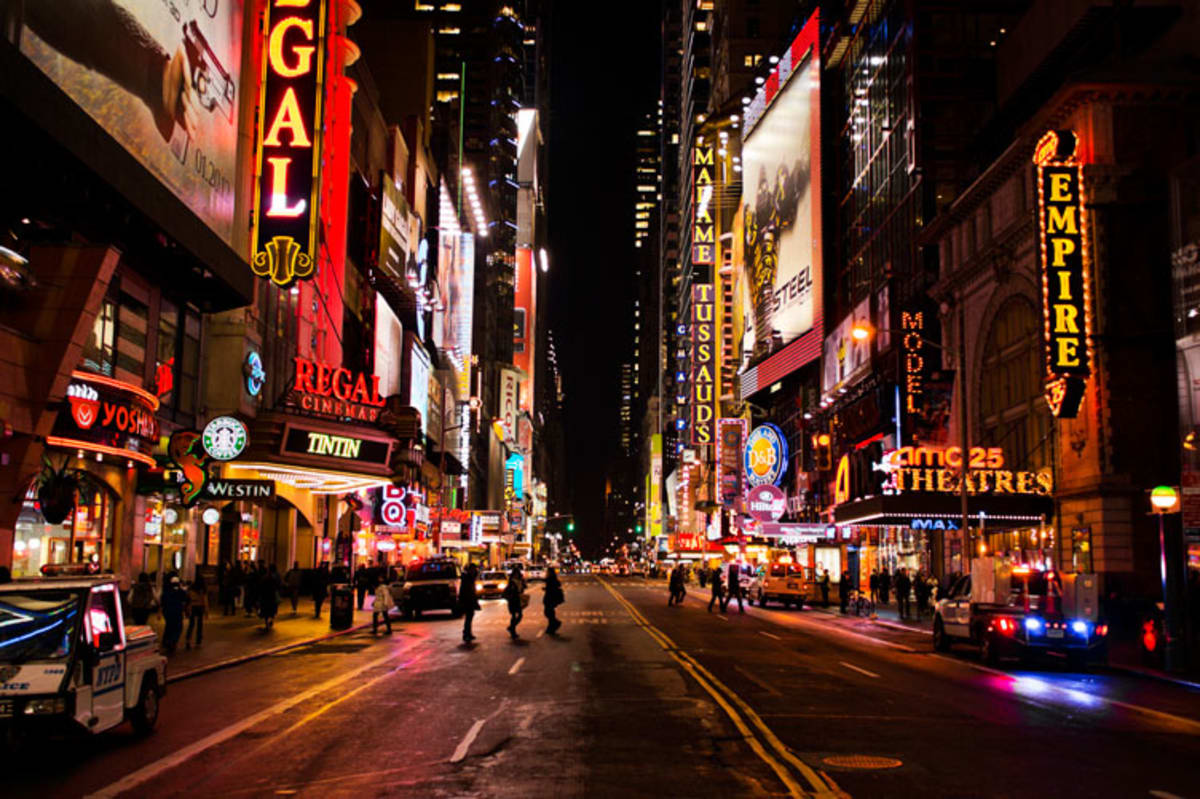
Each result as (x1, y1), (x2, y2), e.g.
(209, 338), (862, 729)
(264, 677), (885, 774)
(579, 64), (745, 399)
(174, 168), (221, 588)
(5, 576), (1199, 798)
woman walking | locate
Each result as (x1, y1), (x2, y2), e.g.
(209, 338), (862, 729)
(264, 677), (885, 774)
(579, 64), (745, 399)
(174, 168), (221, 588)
(543, 566), (565, 635)
(502, 565), (526, 639)
(259, 563), (281, 630)
(185, 573), (208, 648)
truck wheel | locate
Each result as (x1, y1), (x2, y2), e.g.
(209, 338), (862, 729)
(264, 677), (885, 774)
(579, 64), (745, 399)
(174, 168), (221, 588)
(129, 676), (160, 734)
(933, 617), (950, 652)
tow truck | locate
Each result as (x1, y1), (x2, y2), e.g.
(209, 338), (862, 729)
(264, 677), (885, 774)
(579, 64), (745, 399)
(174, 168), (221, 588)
(0, 577), (166, 740)
(932, 557), (1107, 669)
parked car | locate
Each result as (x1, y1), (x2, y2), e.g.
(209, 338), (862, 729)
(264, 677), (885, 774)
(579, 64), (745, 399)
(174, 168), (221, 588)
(399, 558), (461, 619)
(0, 577), (166, 740)
(525, 564), (547, 582)
(749, 563), (811, 609)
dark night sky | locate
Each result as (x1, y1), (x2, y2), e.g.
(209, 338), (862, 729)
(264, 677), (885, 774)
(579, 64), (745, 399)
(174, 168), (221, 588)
(545, 2), (661, 557)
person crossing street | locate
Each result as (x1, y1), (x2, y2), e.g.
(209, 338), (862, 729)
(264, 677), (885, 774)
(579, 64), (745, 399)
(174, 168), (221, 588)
(459, 562), (481, 643)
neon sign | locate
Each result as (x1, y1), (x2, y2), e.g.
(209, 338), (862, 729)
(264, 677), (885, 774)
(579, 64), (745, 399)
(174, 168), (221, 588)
(902, 311), (925, 413)
(250, 0), (329, 287)
(745, 424), (788, 487)
(692, 146), (715, 264)
(291, 356), (386, 422)
(1035, 129), (1092, 418)
(691, 284), (716, 445)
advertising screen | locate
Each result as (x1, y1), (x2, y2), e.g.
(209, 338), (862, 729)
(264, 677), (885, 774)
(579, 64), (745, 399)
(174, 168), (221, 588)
(407, 337), (431, 434)
(435, 207), (475, 399)
(514, 247), (537, 411)
(379, 174), (412, 282)
(19, 1), (245, 246)
(374, 296), (403, 398)
(739, 12), (822, 363)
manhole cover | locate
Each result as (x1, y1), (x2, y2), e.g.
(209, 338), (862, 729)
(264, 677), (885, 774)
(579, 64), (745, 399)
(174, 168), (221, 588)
(821, 755), (903, 770)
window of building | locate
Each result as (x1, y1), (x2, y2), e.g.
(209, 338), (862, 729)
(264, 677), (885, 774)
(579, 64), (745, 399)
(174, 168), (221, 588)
(82, 298), (116, 377)
(978, 298), (1050, 471)
(115, 292), (148, 385)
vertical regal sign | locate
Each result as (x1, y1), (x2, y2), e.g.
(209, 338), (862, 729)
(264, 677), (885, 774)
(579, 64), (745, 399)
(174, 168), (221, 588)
(693, 146), (715, 265)
(250, 0), (330, 287)
(691, 284), (716, 444)
(1035, 130), (1093, 418)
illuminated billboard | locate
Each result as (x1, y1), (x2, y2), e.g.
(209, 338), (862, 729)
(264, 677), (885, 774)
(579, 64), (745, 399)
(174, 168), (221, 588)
(691, 284), (716, 445)
(738, 12), (823, 391)
(19, 1), (245, 246)
(514, 247), (537, 411)
(434, 186), (475, 399)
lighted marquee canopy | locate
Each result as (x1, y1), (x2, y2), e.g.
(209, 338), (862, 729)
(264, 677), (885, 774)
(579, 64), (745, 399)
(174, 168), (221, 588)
(832, 493), (1052, 528)
(227, 462), (391, 495)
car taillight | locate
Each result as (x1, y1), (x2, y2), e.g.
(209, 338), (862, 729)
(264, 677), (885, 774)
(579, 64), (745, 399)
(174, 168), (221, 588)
(1096, 624), (1108, 637)
(994, 617), (1017, 635)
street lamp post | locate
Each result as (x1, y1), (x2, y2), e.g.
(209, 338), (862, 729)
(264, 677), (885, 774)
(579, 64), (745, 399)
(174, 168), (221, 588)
(852, 319), (971, 576)
(1149, 485), (1182, 672)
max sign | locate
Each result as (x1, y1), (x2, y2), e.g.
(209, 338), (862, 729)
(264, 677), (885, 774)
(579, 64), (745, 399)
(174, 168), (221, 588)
(1035, 130), (1092, 418)
(250, 0), (329, 287)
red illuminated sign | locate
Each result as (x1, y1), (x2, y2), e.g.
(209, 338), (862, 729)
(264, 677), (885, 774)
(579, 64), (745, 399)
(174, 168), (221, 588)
(250, 0), (329, 287)
(290, 356), (385, 422)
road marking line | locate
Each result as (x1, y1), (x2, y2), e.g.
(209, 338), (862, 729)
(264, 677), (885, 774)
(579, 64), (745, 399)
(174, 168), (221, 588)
(508, 657), (525, 675)
(85, 640), (425, 799)
(840, 661), (880, 679)
(734, 664), (783, 697)
(759, 631), (782, 641)
(599, 578), (834, 799)
(716, 614), (729, 621)
(450, 719), (487, 763)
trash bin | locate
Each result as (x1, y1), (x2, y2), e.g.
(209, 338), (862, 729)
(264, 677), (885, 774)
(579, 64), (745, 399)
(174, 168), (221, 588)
(329, 583), (354, 630)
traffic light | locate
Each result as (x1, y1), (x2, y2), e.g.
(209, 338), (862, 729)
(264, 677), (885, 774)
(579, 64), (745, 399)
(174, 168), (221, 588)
(566, 520), (575, 533)
(813, 432), (832, 471)
(635, 522), (643, 534)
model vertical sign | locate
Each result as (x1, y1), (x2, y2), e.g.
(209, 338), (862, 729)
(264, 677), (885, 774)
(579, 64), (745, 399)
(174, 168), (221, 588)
(691, 284), (716, 445)
(693, 146), (715, 265)
(250, 0), (329, 287)
(1035, 129), (1092, 418)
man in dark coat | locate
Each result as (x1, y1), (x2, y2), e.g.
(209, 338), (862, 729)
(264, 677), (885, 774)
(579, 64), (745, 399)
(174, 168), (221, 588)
(707, 565), (724, 613)
(668, 564), (686, 606)
(543, 566), (565, 635)
(895, 567), (912, 620)
(458, 562), (481, 642)
(819, 569), (831, 607)
(722, 562), (744, 613)
(839, 569), (853, 613)
(312, 562), (330, 618)
(879, 568), (891, 605)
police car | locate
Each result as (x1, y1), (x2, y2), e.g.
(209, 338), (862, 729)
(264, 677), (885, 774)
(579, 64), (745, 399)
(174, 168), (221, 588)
(0, 577), (166, 739)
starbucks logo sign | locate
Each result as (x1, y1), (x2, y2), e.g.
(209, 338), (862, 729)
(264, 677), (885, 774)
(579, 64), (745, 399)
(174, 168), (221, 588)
(202, 416), (248, 461)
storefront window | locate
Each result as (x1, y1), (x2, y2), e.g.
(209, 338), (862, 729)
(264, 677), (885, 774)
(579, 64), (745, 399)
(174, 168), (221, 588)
(815, 547), (841, 581)
(142, 498), (189, 580)
(13, 477), (113, 577)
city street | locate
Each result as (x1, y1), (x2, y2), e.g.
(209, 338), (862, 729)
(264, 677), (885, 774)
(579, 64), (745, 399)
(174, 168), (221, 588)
(6, 576), (1199, 799)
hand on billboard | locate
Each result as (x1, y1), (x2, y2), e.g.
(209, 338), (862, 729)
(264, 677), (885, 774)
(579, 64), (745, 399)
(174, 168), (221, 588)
(162, 45), (199, 142)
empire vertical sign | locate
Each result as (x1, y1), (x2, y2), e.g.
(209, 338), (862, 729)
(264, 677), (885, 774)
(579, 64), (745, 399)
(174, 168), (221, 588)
(1035, 129), (1093, 418)
(691, 284), (715, 445)
(250, 0), (330, 287)
(693, 146), (715, 265)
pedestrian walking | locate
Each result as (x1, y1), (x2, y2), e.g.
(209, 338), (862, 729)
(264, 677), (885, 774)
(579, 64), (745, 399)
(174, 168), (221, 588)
(372, 574), (393, 635)
(699, 567), (708, 590)
(160, 576), (188, 655)
(895, 567), (912, 620)
(707, 565), (724, 613)
(130, 572), (158, 625)
(259, 563), (281, 629)
(284, 561), (303, 613)
(839, 569), (852, 613)
(243, 561), (259, 617)
(312, 562), (330, 618)
(502, 565), (526, 639)
(819, 569), (831, 608)
(543, 566), (565, 635)
(722, 562), (744, 613)
(459, 562), (481, 642)
(185, 573), (208, 648)
(879, 569), (891, 605)
(869, 570), (880, 605)
(355, 566), (372, 610)
(668, 564), (686, 606)
(914, 569), (932, 618)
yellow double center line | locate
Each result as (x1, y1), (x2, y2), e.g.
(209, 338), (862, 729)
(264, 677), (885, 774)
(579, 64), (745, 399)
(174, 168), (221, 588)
(599, 578), (843, 799)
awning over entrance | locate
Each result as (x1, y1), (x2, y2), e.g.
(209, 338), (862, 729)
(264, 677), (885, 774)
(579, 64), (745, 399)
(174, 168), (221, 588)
(833, 493), (1053, 527)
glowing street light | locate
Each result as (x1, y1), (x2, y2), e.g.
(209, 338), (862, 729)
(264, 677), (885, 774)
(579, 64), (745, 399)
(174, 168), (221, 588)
(1149, 484), (1183, 671)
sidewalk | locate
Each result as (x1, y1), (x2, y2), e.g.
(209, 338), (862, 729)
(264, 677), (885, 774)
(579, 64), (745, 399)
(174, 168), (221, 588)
(139, 598), (385, 682)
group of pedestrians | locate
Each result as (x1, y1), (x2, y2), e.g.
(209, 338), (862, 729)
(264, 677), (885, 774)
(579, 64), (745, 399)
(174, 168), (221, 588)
(129, 570), (209, 655)
(701, 562), (746, 613)
(457, 563), (565, 643)
(215, 559), (286, 626)
(866, 566), (939, 620)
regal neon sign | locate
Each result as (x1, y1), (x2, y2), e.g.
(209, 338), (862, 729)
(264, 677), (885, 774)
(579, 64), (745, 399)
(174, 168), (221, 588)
(250, 0), (329, 287)
(1035, 129), (1093, 418)
(291, 357), (385, 422)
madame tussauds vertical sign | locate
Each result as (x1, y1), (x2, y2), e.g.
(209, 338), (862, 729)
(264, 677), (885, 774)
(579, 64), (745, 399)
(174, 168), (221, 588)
(250, 0), (329, 287)
(1035, 129), (1092, 418)
(691, 284), (716, 445)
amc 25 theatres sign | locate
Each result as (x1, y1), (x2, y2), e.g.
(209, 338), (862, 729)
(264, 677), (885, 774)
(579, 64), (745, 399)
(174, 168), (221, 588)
(250, 0), (329, 287)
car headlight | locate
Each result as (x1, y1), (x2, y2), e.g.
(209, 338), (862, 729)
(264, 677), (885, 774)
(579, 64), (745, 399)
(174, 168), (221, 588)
(499, 581), (507, 590)
(1071, 620), (1090, 635)
(24, 697), (66, 715)
(1024, 617), (1043, 633)
(476, 582), (483, 592)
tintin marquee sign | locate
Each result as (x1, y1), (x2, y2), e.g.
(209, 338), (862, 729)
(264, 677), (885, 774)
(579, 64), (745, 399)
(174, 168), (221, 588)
(1035, 129), (1092, 418)
(250, 0), (330, 287)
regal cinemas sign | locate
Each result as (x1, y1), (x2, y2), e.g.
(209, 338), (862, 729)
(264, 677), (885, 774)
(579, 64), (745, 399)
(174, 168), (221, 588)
(250, 0), (329, 287)
(291, 357), (385, 422)
(1035, 129), (1092, 418)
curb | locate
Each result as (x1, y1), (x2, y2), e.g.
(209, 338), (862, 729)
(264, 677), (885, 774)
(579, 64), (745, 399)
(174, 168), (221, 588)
(1103, 662), (1200, 691)
(166, 619), (374, 684)
(808, 605), (934, 635)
